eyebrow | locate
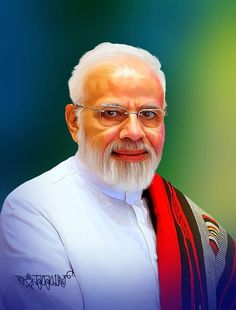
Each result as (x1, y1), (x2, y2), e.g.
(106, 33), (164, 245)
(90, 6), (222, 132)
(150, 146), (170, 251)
(100, 103), (123, 108)
(99, 102), (163, 110)
(140, 103), (163, 109)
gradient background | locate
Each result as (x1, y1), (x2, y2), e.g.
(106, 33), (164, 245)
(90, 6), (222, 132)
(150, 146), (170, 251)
(1, 1), (235, 238)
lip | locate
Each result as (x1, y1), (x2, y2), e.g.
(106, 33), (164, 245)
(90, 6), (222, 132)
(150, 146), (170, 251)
(112, 150), (148, 162)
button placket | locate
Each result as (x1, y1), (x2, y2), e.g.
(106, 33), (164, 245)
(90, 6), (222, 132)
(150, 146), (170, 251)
(131, 202), (158, 273)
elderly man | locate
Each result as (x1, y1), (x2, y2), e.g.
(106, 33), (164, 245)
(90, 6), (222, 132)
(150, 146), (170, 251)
(0, 43), (235, 310)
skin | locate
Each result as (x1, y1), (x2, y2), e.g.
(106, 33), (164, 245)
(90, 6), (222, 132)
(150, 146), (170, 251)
(65, 57), (165, 164)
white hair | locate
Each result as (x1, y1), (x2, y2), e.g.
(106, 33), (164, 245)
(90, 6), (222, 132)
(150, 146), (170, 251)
(68, 42), (166, 105)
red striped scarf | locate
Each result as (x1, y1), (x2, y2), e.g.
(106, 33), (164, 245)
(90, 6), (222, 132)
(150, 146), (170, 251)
(146, 174), (236, 310)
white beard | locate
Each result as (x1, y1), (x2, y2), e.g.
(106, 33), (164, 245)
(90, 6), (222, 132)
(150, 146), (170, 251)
(77, 128), (163, 192)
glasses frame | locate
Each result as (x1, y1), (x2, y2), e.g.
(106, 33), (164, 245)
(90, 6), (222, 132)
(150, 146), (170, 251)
(74, 103), (167, 127)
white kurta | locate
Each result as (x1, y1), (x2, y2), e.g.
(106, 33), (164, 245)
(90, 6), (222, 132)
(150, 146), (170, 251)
(0, 154), (160, 310)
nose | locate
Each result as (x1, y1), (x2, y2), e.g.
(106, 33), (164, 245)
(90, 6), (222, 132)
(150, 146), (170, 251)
(119, 114), (145, 141)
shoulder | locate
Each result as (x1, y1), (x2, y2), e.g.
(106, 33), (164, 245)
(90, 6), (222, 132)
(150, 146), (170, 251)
(1, 156), (83, 216)
(0, 155), (85, 263)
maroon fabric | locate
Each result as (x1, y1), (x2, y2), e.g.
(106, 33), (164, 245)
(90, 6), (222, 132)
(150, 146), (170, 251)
(149, 174), (207, 310)
(149, 174), (182, 310)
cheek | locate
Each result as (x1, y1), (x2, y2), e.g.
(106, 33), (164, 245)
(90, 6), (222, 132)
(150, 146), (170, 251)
(146, 124), (165, 152)
(84, 124), (120, 150)
(102, 130), (118, 146)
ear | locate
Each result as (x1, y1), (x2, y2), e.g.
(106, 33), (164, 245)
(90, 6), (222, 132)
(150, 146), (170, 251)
(65, 104), (79, 143)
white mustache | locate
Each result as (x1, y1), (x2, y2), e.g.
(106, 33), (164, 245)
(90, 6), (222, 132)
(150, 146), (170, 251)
(111, 139), (147, 152)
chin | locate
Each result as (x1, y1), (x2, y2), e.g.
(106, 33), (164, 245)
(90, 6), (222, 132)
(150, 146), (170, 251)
(99, 156), (160, 192)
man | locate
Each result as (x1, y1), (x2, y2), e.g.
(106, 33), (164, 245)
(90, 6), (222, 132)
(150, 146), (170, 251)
(0, 43), (235, 310)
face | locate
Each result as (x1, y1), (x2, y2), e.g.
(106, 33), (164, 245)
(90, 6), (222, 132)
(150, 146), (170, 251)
(72, 59), (165, 191)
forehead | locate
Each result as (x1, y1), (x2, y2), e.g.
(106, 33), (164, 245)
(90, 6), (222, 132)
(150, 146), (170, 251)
(82, 57), (164, 104)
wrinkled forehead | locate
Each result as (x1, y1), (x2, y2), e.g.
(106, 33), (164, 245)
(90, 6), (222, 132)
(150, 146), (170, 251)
(82, 56), (164, 104)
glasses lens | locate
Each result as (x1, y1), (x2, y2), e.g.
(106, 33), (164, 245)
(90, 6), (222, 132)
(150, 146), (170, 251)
(100, 106), (126, 126)
(139, 109), (164, 127)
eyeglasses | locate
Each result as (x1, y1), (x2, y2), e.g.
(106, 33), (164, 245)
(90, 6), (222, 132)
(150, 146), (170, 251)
(74, 103), (167, 128)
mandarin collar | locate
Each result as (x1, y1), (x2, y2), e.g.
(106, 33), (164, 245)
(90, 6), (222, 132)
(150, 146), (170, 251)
(74, 152), (142, 205)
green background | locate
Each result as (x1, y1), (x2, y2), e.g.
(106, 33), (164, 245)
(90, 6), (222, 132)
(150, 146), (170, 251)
(1, 1), (235, 237)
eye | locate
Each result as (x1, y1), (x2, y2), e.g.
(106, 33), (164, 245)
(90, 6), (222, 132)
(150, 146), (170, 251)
(140, 110), (157, 120)
(101, 109), (124, 120)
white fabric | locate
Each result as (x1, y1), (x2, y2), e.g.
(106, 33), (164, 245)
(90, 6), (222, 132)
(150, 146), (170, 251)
(0, 154), (160, 310)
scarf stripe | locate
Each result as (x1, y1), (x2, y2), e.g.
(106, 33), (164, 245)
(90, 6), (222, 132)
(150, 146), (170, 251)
(170, 184), (197, 308)
(217, 235), (236, 310)
(202, 214), (220, 256)
(149, 175), (209, 310)
(142, 190), (157, 233)
(174, 188), (209, 310)
(170, 184), (207, 309)
(149, 175), (182, 310)
(175, 222), (192, 309)
(163, 180), (195, 309)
